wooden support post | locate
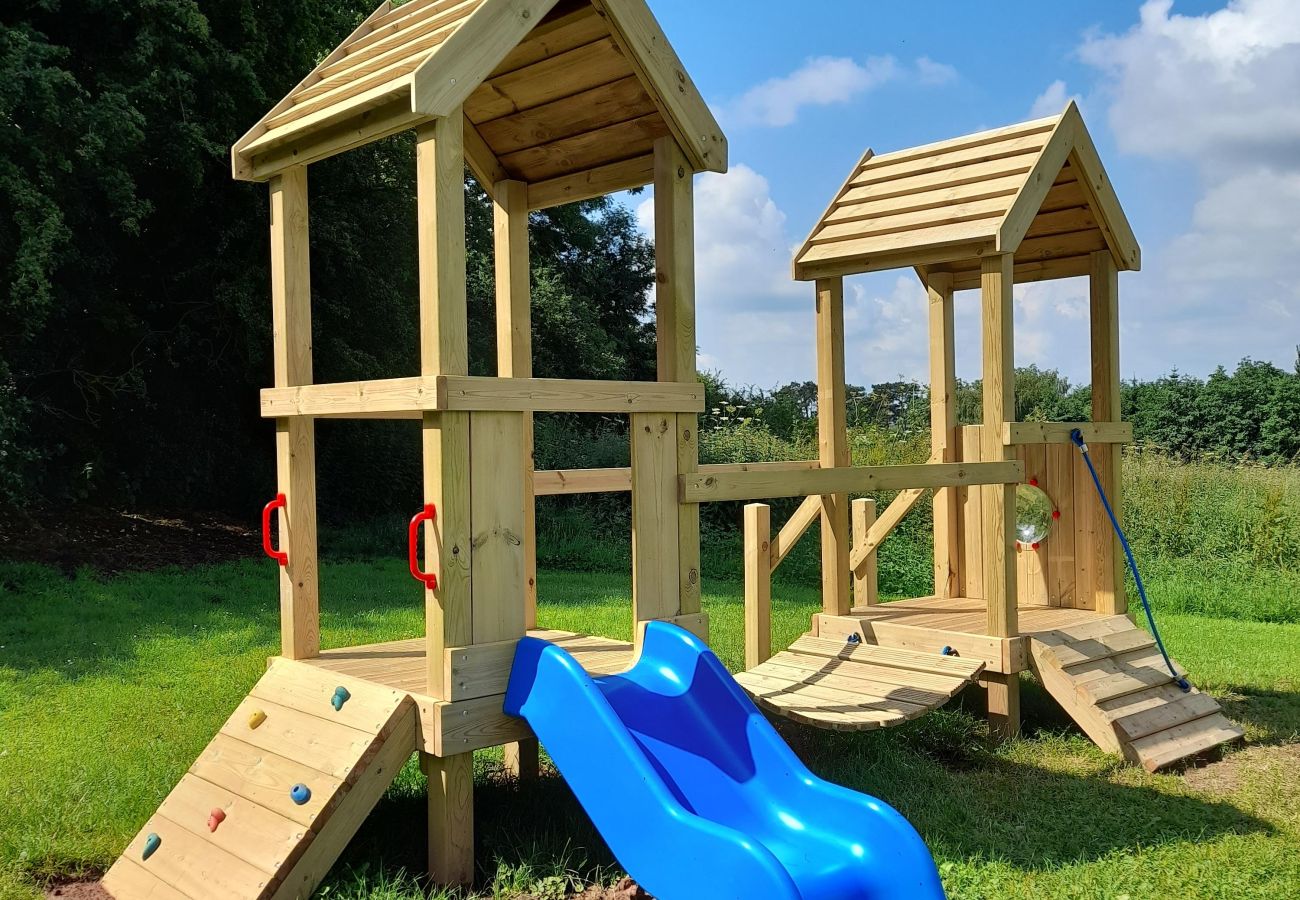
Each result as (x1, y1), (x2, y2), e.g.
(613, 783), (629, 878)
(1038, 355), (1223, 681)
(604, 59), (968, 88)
(1089, 250), (1127, 617)
(851, 498), (879, 607)
(494, 178), (539, 780)
(981, 672), (1021, 742)
(980, 253), (1020, 738)
(815, 277), (851, 616)
(416, 113), (474, 887)
(653, 138), (702, 617)
(268, 167), (319, 661)
(927, 272), (960, 597)
(631, 411), (681, 639)
(744, 503), (772, 669)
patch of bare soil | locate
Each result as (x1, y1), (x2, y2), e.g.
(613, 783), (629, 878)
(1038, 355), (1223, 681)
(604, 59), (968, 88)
(44, 880), (111, 900)
(1183, 742), (1300, 796)
(0, 506), (259, 575)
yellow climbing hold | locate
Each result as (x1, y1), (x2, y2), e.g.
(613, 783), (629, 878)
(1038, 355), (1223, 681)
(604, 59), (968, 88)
(248, 709), (267, 729)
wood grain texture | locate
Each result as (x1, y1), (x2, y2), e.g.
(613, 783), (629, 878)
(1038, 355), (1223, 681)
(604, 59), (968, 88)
(815, 277), (851, 616)
(743, 503), (772, 668)
(630, 412), (681, 631)
(1089, 249), (1127, 616)
(269, 169), (319, 661)
(679, 460), (1023, 503)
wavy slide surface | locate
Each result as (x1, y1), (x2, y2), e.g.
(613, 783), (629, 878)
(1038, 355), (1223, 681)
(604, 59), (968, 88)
(503, 622), (946, 900)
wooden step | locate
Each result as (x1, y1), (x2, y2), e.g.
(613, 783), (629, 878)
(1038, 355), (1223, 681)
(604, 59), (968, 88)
(104, 661), (418, 900)
(1126, 713), (1245, 772)
(1028, 622), (1242, 770)
(735, 636), (984, 731)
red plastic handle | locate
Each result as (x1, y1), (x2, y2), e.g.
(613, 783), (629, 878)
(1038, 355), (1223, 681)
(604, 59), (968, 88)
(409, 503), (438, 590)
(262, 494), (288, 566)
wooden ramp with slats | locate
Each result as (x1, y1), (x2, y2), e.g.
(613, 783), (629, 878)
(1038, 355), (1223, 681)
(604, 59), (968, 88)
(1029, 616), (1243, 771)
(733, 635), (985, 730)
(103, 660), (418, 900)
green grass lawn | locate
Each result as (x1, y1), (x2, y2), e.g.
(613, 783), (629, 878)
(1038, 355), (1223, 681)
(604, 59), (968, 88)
(1, 559), (1298, 899)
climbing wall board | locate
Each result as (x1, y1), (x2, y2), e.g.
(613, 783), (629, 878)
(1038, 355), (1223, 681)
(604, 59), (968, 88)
(103, 661), (416, 900)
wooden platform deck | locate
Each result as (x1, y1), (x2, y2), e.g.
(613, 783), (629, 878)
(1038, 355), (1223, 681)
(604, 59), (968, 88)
(302, 629), (635, 695)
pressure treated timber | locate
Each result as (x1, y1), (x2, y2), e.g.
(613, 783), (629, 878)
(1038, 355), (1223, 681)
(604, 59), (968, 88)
(927, 272), (960, 597)
(851, 498), (879, 607)
(103, 663), (417, 900)
(528, 155), (656, 209)
(679, 460), (1024, 503)
(1005, 421), (1133, 445)
(770, 494), (823, 572)
(533, 460), (819, 497)
(654, 137), (702, 617)
(815, 277), (851, 616)
(744, 503), (773, 668)
(630, 412), (682, 632)
(268, 168), (319, 661)
(1029, 621), (1242, 770)
(734, 636), (983, 731)
(261, 375), (705, 417)
(793, 103), (1139, 284)
(1089, 249), (1127, 616)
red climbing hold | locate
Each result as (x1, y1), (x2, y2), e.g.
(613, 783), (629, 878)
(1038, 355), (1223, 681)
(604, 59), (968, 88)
(1029, 476), (1039, 487)
(208, 808), (227, 832)
(1052, 509), (1061, 520)
(1031, 541), (1041, 550)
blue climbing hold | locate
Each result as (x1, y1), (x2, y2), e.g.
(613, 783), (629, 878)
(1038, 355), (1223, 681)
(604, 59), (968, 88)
(142, 833), (161, 861)
(941, 646), (957, 657)
(845, 633), (862, 644)
(331, 685), (351, 712)
(290, 783), (312, 805)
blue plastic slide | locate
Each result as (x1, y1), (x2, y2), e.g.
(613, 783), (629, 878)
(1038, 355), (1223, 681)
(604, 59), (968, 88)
(503, 622), (946, 900)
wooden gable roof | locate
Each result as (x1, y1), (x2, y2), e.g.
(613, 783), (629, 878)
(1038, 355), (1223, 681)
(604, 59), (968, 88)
(792, 103), (1139, 285)
(232, 0), (727, 192)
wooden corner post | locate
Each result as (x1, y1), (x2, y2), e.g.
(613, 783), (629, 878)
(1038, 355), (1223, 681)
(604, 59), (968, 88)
(652, 137), (702, 625)
(815, 277), (851, 616)
(493, 177), (539, 780)
(980, 253), (1020, 739)
(269, 166), (319, 660)
(1089, 249), (1127, 616)
(927, 272), (960, 597)
(416, 113), (474, 887)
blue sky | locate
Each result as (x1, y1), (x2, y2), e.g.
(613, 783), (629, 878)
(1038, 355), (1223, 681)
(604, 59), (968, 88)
(629, 0), (1300, 391)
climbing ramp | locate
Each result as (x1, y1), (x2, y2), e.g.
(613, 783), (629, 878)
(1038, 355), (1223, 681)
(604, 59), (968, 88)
(733, 635), (984, 730)
(103, 661), (417, 900)
(1029, 616), (1243, 771)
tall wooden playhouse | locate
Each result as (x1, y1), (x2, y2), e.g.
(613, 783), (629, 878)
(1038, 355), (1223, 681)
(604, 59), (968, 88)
(102, 1), (1242, 897)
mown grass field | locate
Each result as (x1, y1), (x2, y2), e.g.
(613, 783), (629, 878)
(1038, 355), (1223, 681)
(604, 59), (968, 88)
(1, 546), (1298, 899)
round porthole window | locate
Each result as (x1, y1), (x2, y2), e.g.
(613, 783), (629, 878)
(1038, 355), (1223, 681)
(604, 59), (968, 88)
(1016, 483), (1056, 548)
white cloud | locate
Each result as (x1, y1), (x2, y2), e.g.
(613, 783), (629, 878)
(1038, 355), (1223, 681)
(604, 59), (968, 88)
(718, 55), (959, 129)
(1080, 0), (1300, 376)
(1029, 79), (1079, 118)
(916, 56), (959, 86)
(637, 165), (809, 388)
(721, 56), (899, 128)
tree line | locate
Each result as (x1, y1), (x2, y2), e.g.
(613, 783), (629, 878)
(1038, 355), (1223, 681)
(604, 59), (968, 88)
(3, 2), (1294, 524)
(703, 358), (1300, 465)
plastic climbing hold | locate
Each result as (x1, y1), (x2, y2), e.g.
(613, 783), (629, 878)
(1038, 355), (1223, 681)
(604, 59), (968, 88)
(331, 686), (351, 712)
(845, 633), (862, 644)
(248, 709), (267, 729)
(1029, 476), (1039, 487)
(941, 646), (957, 657)
(290, 783), (312, 805)
(142, 833), (161, 861)
(207, 808), (226, 832)
(1052, 509), (1061, 520)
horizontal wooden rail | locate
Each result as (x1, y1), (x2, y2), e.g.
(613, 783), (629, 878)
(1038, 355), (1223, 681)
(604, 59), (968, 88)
(1004, 421), (1133, 445)
(534, 460), (820, 497)
(261, 375), (705, 418)
(679, 461), (1025, 503)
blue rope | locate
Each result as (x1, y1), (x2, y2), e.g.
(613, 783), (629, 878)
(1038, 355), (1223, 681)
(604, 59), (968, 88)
(1069, 429), (1190, 692)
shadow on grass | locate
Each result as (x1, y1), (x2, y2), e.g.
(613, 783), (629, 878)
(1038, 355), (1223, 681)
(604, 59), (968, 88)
(326, 705), (1274, 897)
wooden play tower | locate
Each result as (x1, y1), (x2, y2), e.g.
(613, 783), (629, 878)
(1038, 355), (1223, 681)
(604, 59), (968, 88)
(102, 5), (1242, 897)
